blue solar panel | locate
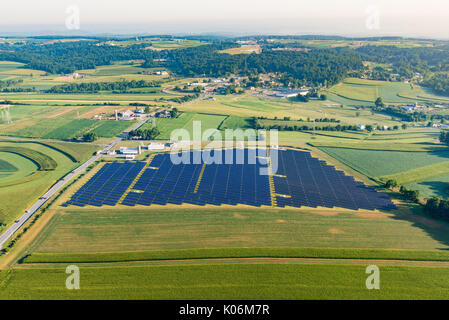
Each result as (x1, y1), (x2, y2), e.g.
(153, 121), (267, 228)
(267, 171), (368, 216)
(64, 161), (146, 207)
(272, 149), (396, 211)
(64, 149), (396, 211)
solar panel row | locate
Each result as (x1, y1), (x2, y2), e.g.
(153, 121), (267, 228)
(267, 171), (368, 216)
(64, 162), (146, 207)
(122, 149), (271, 207)
(63, 148), (396, 212)
(273, 149), (396, 211)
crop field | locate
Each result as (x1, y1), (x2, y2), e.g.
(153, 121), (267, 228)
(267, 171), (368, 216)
(219, 45), (261, 55)
(5, 118), (96, 140)
(142, 112), (227, 140)
(0, 141), (98, 225)
(327, 78), (420, 104)
(29, 207), (449, 253)
(0, 60), (179, 101)
(3, 263), (449, 299)
(89, 121), (134, 138)
(2, 107), (135, 140)
(319, 147), (449, 178)
(218, 115), (254, 130)
(2, 46), (449, 300)
(407, 174), (449, 198)
(184, 94), (402, 128)
(326, 78), (449, 106)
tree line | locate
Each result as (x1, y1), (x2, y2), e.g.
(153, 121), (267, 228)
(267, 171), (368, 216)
(128, 127), (160, 140)
(46, 80), (161, 93)
(441, 131), (449, 145)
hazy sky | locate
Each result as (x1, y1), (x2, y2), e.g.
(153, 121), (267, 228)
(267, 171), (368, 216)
(0, 0), (448, 38)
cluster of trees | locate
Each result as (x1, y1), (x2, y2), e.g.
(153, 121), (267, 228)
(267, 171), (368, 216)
(399, 185), (420, 203)
(257, 124), (360, 132)
(0, 41), (160, 74)
(255, 122), (358, 132)
(169, 93), (200, 104)
(384, 179), (420, 203)
(170, 108), (180, 118)
(1, 87), (35, 93)
(423, 73), (449, 96)
(0, 79), (23, 88)
(46, 80), (160, 93)
(82, 132), (97, 142)
(373, 98), (427, 122)
(357, 45), (449, 78)
(425, 197), (449, 222)
(128, 127), (160, 140)
(256, 116), (340, 123)
(440, 130), (449, 145)
(156, 44), (363, 87)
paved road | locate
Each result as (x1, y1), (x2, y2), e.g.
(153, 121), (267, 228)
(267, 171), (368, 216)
(0, 93), (213, 248)
(0, 116), (150, 248)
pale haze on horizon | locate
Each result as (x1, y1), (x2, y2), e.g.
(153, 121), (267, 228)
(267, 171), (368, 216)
(0, 0), (448, 38)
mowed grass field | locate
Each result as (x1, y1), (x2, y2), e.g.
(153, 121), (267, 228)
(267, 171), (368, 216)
(30, 207), (449, 253)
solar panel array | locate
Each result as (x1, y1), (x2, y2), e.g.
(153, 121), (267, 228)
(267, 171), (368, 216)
(273, 149), (396, 211)
(64, 162), (146, 207)
(63, 148), (395, 211)
(122, 149), (271, 207)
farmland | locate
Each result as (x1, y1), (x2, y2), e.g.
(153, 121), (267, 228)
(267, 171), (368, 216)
(141, 112), (227, 140)
(28, 207), (449, 253)
(318, 147), (449, 178)
(0, 140), (98, 226)
(2, 263), (449, 300)
(2, 35), (449, 301)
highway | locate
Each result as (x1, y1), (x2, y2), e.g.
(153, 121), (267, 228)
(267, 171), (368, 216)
(0, 116), (150, 248)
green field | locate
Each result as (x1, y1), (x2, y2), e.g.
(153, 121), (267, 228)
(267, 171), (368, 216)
(319, 147), (449, 178)
(89, 121), (134, 138)
(30, 207), (449, 254)
(0, 141), (98, 225)
(2, 263), (449, 299)
(407, 174), (449, 198)
(2, 46), (449, 300)
(0, 158), (18, 173)
(326, 78), (449, 106)
(142, 112), (227, 140)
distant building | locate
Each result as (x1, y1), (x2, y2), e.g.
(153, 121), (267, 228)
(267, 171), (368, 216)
(154, 70), (169, 76)
(119, 147), (140, 155)
(358, 124), (366, 130)
(147, 143), (165, 150)
(274, 89), (301, 99)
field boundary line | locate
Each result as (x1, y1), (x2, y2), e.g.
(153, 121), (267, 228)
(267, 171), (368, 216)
(194, 163), (207, 194)
(118, 154), (156, 204)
